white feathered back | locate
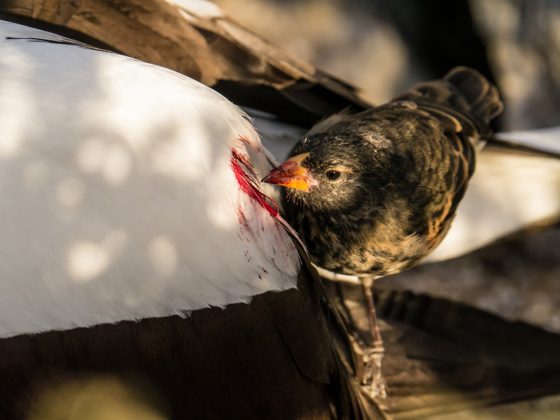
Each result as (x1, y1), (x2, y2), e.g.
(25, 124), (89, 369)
(0, 21), (299, 337)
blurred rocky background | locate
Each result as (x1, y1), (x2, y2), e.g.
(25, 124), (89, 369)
(214, 0), (560, 334)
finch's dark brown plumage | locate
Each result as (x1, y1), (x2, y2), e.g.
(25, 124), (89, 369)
(265, 67), (503, 278)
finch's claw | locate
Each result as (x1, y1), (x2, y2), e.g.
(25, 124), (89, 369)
(363, 343), (387, 399)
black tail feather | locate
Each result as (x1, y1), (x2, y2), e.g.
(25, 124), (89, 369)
(444, 66), (503, 125)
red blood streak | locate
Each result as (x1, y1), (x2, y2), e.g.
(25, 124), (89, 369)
(231, 149), (279, 217)
(237, 208), (249, 228)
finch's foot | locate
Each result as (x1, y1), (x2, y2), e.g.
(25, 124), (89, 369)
(367, 345), (387, 399)
(361, 277), (387, 399)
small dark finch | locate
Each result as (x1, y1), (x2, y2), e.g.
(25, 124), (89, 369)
(263, 67), (503, 398)
(264, 67), (503, 278)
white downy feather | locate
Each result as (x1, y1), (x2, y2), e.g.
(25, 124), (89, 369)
(249, 108), (306, 161)
(0, 20), (299, 338)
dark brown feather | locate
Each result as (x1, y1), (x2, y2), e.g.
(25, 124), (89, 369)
(329, 286), (560, 419)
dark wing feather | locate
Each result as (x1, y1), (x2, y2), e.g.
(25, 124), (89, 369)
(328, 285), (560, 418)
(391, 67), (503, 246)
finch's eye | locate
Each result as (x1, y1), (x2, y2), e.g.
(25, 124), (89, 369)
(325, 170), (341, 181)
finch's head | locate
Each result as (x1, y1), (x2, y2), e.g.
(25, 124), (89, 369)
(263, 133), (394, 212)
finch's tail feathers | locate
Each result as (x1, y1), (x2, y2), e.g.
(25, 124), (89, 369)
(444, 66), (503, 125)
(397, 66), (503, 138)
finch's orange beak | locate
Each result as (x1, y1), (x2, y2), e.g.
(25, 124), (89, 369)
(262, 153), (317, 192)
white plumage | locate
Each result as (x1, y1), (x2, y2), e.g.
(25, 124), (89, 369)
(0, 20), (299, 338)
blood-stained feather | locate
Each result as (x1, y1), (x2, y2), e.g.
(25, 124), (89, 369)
(0, 20), (300, 337)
